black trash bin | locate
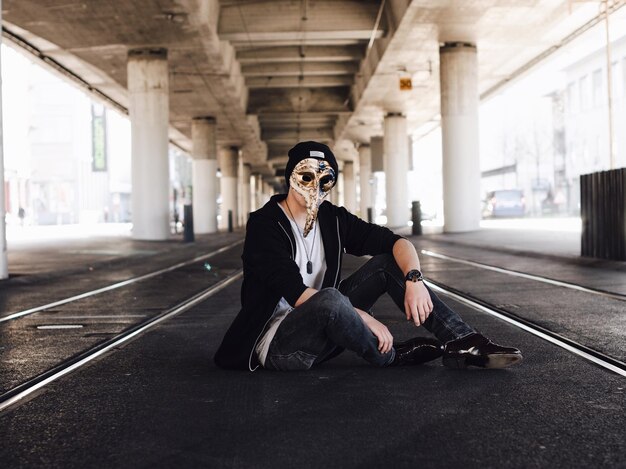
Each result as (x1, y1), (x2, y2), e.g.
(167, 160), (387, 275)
(580, 168), (626, 261)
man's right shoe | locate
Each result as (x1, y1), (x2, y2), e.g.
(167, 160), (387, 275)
(443, 332), (523, 369)
(390, 337), (444, 366)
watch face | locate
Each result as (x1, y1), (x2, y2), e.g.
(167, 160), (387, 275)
(406, 270), (422, 282)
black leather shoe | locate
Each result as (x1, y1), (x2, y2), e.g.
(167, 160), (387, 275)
(443, 333), (523, 369)
(389, 337), (444, 366)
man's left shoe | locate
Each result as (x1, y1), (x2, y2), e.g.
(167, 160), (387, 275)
(443, 333), (523, 369)
(390, 337), (444, 366)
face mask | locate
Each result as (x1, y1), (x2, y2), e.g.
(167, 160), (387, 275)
(289, 158), (337, 237)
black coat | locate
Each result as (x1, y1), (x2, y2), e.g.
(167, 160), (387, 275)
(213, 194), (403, 370)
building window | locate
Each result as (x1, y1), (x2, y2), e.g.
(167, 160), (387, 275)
(623, 57), (626, 100)
(611, 61), (620, 99)
(579, 75), (590, 110)
(592, 68), (603, 107)
(567, 82), (577, 113)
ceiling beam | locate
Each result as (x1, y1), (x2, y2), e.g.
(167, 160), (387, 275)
(247, 75), (353, 88)
(261, 119), (336, 128)
(263, 128), (335, 142)
(248, 88), (350, 113)
(237, 45), (364, 63)
(242, 62), (358, 77)
(221, 30), (382, 43)
(229, 38), (370, 48)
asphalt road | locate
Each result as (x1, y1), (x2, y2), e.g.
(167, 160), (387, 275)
(0, 254), (624, 468)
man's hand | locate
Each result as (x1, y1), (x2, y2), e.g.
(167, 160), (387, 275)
(404, 281), (433, 326)
(356, 308), (393, 354)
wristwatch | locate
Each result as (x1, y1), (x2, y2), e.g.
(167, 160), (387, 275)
(405, 269), (423, 283)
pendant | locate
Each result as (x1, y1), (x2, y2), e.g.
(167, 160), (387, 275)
(306, 261), (313, 274)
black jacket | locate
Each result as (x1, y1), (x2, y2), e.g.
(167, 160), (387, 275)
(213, 194), (403, 370)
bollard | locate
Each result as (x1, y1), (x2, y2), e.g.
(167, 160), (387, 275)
(183, 204), (194, 242)
(367, 207), (373, 223)
(228, 210), (233, 233)
(411, 201), (422, 236)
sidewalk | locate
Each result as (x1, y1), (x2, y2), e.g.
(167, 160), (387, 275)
(417, 217), (582, 259)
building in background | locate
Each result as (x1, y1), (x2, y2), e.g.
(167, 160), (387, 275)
(2, 43), (191, 227)
(478, 29), (626, 218)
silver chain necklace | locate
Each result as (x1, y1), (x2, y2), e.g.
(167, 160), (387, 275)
(285, 200), (317, 275)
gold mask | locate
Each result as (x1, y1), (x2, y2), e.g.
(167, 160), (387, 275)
(289, 158), (337, 237)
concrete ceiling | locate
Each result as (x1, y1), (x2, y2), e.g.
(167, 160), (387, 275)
(1, 0), (608, 173)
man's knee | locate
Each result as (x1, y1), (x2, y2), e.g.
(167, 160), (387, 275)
(313, 288), (354, 320)
(315, 287), (348, 305)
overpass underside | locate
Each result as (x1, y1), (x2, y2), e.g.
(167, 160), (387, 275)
(1, 0), (614, 247)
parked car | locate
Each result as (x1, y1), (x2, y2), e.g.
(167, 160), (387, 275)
(482, 189), (525, 218)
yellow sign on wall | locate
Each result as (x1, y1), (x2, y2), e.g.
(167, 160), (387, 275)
(399, 77), (412, 91)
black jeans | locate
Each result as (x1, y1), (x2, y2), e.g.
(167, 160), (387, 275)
(264, 254), (474, 371)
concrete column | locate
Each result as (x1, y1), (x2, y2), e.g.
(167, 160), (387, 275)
(343, 161), (356, 212)
(128, 48), (170, 240)
(241, 163), (252, 224)
(370, 136), (384, 223)
(358, 144), (372, 220)
(191, 117), (218, 234)
(384, 113), (410, 228)
(440, 42), (480, 232)
(0, 6), (8, 279)
(263, 181), (272, 204)
(219, 146), (239, 230)
(251, 174), (261, 211)
(331, 161), (343, 206)
(257, 175), (265, 208)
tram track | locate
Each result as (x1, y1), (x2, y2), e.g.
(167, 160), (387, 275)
(421, 249), (626, 301)
(0, 268), (244, 413)
(425, 279), (626, 378)
(418, 247), (626, 376)
(0, 239), (244, 324)
(2, 240), (624, 413)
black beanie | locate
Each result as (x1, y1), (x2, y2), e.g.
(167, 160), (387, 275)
(285, 141), (339, 187)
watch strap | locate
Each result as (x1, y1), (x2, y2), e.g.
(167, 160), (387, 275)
(405, 269), (423, 282)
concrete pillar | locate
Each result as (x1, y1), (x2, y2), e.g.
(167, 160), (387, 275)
(191, 117), (218, 234)
(331, 160), (343, 206)
(263, 181), (272, 204)
(370, 136), (384, 172)
(257, 175), (265, 208)
(343, 161), (356, 212)
(250, 174), (257, 211)
(384, 113), (410, 228)
(251, 174), (261, 211)
(219, 146), (239, 230)
(358, 144), (372, 219)
(0, 5), (8, 279)
(241, 163), (252, 224)
(440, 42), (480, 232)
(128, 48), (170, 240)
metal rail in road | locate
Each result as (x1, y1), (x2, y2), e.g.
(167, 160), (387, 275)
(0, 269), (244, 413)
(426, 279), (626, 378)
(0, 239), (244, 323)
(421, 249), (626, 302)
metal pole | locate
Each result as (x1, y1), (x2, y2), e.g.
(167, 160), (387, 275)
(0, 1), (9, 279)
(604, 0), (615, 170)
(183, 204), (194, 242)
(411, 201), (423, 236)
